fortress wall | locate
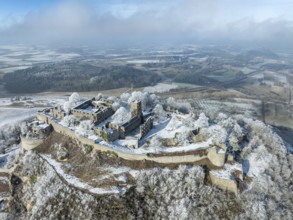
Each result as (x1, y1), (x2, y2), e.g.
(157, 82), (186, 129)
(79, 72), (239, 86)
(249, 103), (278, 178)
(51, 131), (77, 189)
(123, 117), (141, 135)
(140, 117), (153, 139)
(71, 110), (96, 121)
(37, 113), (208, 164)
(209, 172), (238, 194)
(148, 154), (206, 164)
(73, 99), (92, 109)
(95, 108), (114, 125)
(36, 113), (49, 123)
(21, 136), (44, 151)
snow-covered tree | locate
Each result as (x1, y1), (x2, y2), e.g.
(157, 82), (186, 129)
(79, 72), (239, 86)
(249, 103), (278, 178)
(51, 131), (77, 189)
(120, 93), (131, 102)
(233, 123), (243, 139)
(20, 122), (29, 136)
(167, 97), (191, 113)
(128, 91), (149, 110)
(153, 104), (167, 122)
(63, 101), (73, 114)
(111, 107), (130, 125)
(95, 93), (103, 100)
(112, 102), (121, 111)
(175, 130), (190, 145)
(215, 112), (228, 122)
(61, 115), (77, 127)
(75, 120), (94, 137)
(194, 113), (209, 129)
(6, 148), (20, 169)
(150, 94), (159, 106)
(69, 92), (81, 103)
(107, 96), (117, 102)
(206, 125), (227, 145)
(64, 93), (81, 114)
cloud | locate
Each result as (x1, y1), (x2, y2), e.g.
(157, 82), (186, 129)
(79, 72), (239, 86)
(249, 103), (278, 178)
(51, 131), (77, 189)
(0, 0), (292, 50)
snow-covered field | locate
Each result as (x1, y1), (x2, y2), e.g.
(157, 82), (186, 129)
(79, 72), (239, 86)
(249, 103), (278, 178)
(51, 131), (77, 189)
(0, 45), (80, 73)
(0, 108), (37, 128)
(126, 59), (160, 64)
(144, 83), (178, 93)
(0, 96), (66, 108)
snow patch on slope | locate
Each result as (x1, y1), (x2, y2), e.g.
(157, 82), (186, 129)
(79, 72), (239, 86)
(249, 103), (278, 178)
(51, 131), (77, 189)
(41, 154), (124, 195)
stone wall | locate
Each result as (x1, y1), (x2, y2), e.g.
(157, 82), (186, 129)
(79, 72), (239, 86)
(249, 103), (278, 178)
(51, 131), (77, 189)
(95, 108), (114, 125)
(190, 129), (208, 143)
(95, 128), (119, 142)
(209, 172), (238, 194)
(49, 106), (66, 120)
(131, 101), (142, 118)
(36, 113), (209, 165)
(71, 109), (96, 121)
(73, 99), (92, 109)
(207, 146), (226, 167)
(140, 117), (153, 139)
(121, 116), (142, 137)
(71, 106), (114, 124)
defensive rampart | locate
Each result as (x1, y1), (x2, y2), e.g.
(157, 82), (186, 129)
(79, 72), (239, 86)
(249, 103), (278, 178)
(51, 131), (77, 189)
(209, 172), (238, 194)
(36, 113), (208, 164)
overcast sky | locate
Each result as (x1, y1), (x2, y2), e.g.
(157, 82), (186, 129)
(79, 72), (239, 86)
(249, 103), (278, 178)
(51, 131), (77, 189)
(0, 0), (293, 50)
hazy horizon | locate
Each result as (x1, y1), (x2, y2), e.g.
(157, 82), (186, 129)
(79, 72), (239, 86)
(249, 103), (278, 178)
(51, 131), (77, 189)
(0, 0), (293, 51)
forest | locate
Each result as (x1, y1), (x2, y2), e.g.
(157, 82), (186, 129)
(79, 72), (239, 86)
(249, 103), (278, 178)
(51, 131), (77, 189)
(2, 61), (161, 93)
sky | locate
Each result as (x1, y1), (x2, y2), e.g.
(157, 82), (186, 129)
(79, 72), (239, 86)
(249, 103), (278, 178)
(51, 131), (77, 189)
(0, 0), (293, 50)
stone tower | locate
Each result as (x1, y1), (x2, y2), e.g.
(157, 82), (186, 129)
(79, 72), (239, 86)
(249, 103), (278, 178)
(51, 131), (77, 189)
(131, 101), (142, 118)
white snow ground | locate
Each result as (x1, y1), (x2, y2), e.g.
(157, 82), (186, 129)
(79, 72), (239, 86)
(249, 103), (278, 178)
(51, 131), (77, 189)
(0, 108), (37, 128)
(144, 83), (178, 93)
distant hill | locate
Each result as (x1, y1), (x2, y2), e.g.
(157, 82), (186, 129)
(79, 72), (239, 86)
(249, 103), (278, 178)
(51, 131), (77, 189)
(2, 62), (161, 93)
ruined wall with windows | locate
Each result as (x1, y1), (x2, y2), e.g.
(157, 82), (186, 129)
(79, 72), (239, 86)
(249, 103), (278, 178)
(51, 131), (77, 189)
(95, 108), (115, 125)
(49, 106), (66, 120)
(119, 117), (141, 139)
(71, 99), (114, 124)
(140, 117), (153, 139)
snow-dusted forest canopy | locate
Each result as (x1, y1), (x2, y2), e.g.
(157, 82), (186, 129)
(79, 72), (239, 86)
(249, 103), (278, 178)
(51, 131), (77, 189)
(2, 62), (161, 93)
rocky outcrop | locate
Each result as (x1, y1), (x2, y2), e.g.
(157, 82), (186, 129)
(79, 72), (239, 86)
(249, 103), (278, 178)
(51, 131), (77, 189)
(207, 146), (226, 167)
(21, 136), (44, 151)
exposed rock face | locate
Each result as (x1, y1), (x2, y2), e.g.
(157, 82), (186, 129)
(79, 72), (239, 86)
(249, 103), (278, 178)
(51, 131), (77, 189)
(207, 146), (226, 167)
(21, 137), (44, 151)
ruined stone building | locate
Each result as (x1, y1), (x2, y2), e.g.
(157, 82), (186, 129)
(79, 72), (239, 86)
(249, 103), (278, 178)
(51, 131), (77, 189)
(94, 101), (153, 143)
(49, 105), (66, 120)
(31, 121), (52, 138)
(119, 101), (144, 138)
(71, 99), (114, 124)
(45, 97), (153, 144)
(140, 117), (153, 139)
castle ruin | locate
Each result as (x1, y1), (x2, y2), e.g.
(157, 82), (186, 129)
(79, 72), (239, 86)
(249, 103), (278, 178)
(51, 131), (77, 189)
(43, 98), (153, 144)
